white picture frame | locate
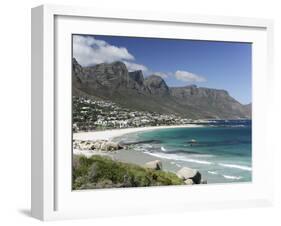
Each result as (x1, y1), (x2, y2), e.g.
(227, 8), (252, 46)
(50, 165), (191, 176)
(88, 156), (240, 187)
(31, 4), (274, 221)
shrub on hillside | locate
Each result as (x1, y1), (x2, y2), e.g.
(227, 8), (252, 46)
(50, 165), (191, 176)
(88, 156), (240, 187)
(72, 155), (184, 190)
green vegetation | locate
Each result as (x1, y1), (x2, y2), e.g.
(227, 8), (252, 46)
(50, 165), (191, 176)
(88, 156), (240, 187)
(73, 155), (184, 190)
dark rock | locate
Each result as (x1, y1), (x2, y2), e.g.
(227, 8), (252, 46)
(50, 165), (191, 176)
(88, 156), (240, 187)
(129, 70), (144, 85)
(176, 167), (202, 184)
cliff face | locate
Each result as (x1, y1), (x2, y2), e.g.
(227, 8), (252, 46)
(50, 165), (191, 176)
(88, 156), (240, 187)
(242, 103), (252, 118)
(169, 86), (249, 119)
(72, 58), (251, 119)
(144, 75), (170, 96)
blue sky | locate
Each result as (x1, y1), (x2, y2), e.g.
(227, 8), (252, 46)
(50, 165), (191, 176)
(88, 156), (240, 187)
(73, 34), (252, 104)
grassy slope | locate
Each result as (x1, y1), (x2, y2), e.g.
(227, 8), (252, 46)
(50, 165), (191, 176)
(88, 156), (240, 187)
(73, 155), (184, 190)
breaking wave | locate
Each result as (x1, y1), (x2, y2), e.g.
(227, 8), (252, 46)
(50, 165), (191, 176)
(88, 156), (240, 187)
(143, 151), (213, 165)
(222, 175), (243, 180)
(218, 163), (252, 171)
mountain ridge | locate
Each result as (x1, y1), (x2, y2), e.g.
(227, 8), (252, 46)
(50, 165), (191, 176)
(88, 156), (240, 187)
(72, 58), (251, 119)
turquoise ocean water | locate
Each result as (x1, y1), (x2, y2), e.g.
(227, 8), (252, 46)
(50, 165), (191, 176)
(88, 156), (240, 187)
(116, 120), (252, 184)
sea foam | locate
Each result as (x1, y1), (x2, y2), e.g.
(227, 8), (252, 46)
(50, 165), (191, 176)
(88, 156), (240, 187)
(144, 151), (212, 165)
(222, 175), (242, 180)
(208, 171), (218, 175)
(219, 163), (252, 171)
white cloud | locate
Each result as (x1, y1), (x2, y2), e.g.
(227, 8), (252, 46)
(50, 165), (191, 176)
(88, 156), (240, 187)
(153, 72), (169, 78)
(73, 35), (135, 67)
(73, 35), (207, 85)
(175, 70), (206, 83)
(123, 61), (148, 72)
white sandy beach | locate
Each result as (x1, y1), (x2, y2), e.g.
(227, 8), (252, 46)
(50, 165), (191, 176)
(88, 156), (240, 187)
(73, 124), (202, 141)
(73, 124), (209, 182)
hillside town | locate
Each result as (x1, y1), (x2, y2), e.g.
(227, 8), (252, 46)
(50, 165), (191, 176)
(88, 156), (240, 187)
(73, 96), (193, 132)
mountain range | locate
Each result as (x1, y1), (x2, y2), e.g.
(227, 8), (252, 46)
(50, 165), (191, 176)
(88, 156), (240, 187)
(72, 58), (251, 119)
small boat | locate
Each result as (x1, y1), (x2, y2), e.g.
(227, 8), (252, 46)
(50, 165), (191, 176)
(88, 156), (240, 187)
(187, 139), (197, 144)
(187, 139), (197, 146)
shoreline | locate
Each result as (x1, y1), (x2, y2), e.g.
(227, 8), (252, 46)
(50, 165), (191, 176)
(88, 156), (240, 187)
(73, 124), (203, 141)
(72, 124), (208, 182)
(73, 124), (251, 184)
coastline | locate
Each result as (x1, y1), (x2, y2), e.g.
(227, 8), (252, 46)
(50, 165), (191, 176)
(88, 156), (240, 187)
(73, 124), (209, 183)
(73, 124), (203, 175)
(73, 122), (252, 184)
(73, 124), (203, 142)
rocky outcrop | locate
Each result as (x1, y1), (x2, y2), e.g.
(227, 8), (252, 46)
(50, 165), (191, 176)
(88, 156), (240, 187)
(129, 70), (145, 85)
(176, 167), (202, 184)
(128, 70), (148, 93)
(73, 139), (123, 152)
(142, 161), (206, 185)
(144, 75), (170, 96)
(144, 160), (163, 170)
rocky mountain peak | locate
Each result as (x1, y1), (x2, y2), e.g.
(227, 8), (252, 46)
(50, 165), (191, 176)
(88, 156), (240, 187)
(72, 57), (79, 65)
(87, 61), (127, 76)
(144, 75), (169, 96)
(72, 57), (86, 80)
(129, 70), (144, 85)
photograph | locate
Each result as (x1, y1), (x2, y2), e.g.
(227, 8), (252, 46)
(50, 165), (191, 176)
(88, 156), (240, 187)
(71, 34), (252, 190)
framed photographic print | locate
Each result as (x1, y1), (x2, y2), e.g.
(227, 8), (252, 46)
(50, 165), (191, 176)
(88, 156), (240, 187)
(31, 4), (274, 221)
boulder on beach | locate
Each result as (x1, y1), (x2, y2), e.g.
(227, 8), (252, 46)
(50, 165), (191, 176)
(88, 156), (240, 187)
(73, 139), (123, 152)
(184, 179), (194, 185)
(144, 160), (163, 170)
(176, 167), (201, 184)
(91, 141), (102, 150)
(100, 141), (108, 151)
(97, 141), (122, 151)
(105, 141), (122, 151)
(80, 141), (92, 150)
